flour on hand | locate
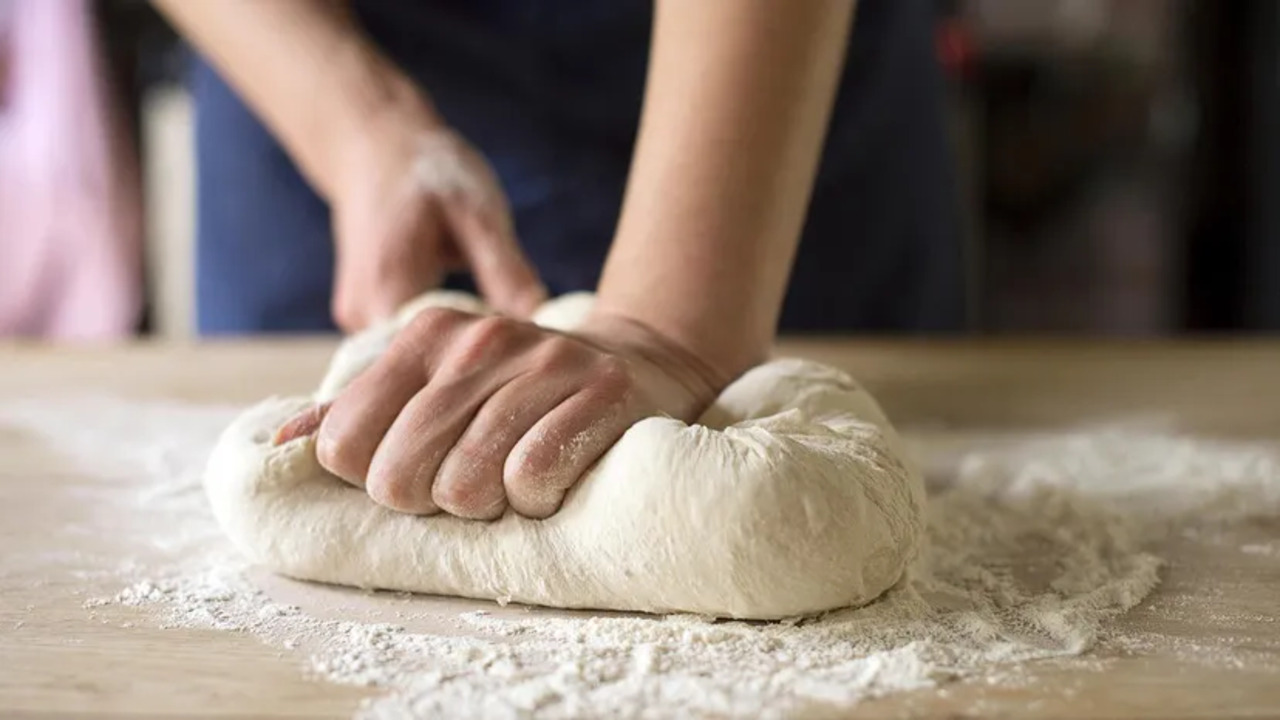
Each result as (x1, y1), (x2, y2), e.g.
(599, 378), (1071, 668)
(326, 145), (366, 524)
(204, 293), (925, 619)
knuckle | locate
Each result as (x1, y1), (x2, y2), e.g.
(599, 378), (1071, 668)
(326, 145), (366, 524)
(429, 480), (468, 512)
(366, 474), (423, 514)
(450, 315), (523, 367)
(315, 425), (366, 483)
(505, 460), (547, 491)
(446, 438), (493, 472)
(506, 432), (559, 482)
(402, 306), (468, 340)
(504, 468), (567, 519)
(432, 475), (505, 519)
(590, 357), (636, 401)
(366, 459), (437, 515)
(529, 336), (583, 373)
(468, 314), (522, 347)
(392, 307), (470, 367)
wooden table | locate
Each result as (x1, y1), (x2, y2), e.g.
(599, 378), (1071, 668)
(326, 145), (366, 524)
(2, 340), (1279, 718)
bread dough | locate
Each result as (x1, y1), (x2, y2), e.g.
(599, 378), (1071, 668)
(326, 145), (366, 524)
(204, 293), (925, 619)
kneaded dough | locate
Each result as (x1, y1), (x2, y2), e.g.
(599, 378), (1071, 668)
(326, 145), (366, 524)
(204, 293), (925, 619)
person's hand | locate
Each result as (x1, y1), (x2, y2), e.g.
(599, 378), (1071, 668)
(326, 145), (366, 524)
(274, 308), (728, 519)
(327, 108), (546, 331)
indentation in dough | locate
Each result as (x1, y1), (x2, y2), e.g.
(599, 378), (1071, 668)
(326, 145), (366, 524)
(204, 293), (925, 619)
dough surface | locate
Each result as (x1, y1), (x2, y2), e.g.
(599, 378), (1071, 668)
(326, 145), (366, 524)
(204, 293), (925, 619)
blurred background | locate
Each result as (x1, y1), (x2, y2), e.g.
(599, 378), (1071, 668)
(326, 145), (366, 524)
(3, 0), (1278, 340)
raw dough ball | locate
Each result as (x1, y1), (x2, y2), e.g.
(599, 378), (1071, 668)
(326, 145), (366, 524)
(316, 291), (487, 402)
(531, 292), (596, 332)
(205, 292), (925, 619)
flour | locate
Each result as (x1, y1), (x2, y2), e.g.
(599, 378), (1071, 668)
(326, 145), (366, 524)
(272, 292), (926, 620)
(1241, 543), (1278, 557)
(211, 357), (926, 620)
(4, 397), (1279, 718)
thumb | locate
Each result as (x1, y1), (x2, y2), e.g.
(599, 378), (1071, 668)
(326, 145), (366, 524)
(332, 199), (447, 331)
(445, 202), (547, 318)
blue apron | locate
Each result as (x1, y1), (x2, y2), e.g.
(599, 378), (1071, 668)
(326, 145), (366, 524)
(193, 0), (963, 334)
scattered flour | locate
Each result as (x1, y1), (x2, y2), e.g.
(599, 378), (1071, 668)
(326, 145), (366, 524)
(4, 397), (1279, 719)
(1241, 543), (1278, 557)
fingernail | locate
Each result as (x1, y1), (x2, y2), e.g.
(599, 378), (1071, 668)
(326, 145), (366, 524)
(273, 403), (331, 446)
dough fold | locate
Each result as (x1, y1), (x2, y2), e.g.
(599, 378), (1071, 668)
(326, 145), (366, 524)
(204, 293), (925, 619)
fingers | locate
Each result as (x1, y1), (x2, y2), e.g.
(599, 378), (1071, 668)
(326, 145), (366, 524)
(504, 361), (638, 518)
(444, 201), (546, 319)
(362, 314), (542, 516)
(314, 307), (464, 486)
(306, 306), (650, 521)
(274, 402), (331, 446)
(363, 381), (478, 516)
(332, 129), (543, 332)
(432, 373), (578, 519)
(332, 186), (448, 332)
(315, 353), (424, 488)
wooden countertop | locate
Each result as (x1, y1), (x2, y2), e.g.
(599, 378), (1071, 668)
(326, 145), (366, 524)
(2, 339), (1278, 718)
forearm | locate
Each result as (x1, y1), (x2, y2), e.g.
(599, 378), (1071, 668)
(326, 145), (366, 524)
(597, 0), (855, 379)
(153, 0), (435, 198)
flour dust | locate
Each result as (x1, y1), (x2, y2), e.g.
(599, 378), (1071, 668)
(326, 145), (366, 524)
(3, 397), (1278, 719)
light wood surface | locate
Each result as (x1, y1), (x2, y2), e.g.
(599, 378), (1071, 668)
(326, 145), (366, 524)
(2, 339), (1279, 718)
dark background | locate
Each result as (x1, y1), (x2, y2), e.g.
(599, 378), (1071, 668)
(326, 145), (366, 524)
(93, 0), (1280, 335)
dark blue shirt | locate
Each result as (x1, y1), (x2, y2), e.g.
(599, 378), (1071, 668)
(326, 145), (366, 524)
(193, 0), (963, 334)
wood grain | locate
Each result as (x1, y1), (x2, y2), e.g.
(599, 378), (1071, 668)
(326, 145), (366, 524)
(1, 339), (1278, 718)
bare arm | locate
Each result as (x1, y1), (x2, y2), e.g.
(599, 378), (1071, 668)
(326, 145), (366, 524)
(152, 0), (544, 325)
(151, 0), (433, 199)
(266, 0), (861, 521)
(596, 0), (856, 380)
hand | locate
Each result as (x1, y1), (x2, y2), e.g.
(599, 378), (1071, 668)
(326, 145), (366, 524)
(275, 308), (727, 519)
(327, 108), (546, 331)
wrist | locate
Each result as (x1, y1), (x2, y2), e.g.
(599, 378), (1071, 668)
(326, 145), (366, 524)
(581, 304), (759, 395)
(577, 311), (730, 418)
(306, 42), (443, 199)
(593, 249), (777, 382)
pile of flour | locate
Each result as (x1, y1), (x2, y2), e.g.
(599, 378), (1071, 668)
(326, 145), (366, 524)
(5, 397), (1279, 719)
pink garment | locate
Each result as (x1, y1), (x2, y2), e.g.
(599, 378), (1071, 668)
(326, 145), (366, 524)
(0, 0), (142, 340)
